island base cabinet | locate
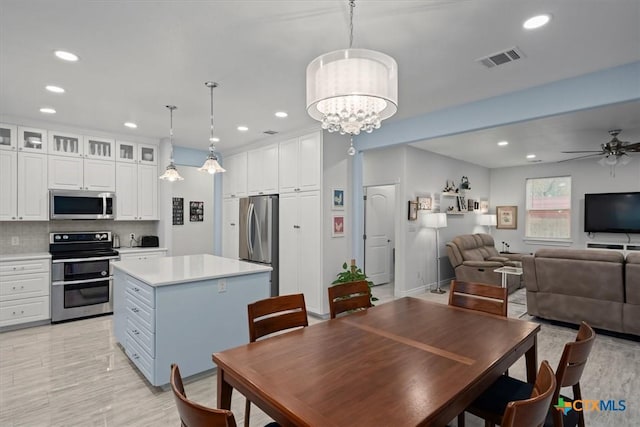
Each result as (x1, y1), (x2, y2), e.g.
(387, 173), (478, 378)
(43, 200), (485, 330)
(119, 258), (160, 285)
(113, 269), (270, 386)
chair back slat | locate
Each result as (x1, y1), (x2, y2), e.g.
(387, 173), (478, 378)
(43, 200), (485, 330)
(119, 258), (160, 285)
(248, 293), (308, 342)
(501, 361), (556, 427)
(328, 280), (372, 319)
(171, 364), (237, 427)
(448, 280), (508, 317)
(557, 321), (596, 388)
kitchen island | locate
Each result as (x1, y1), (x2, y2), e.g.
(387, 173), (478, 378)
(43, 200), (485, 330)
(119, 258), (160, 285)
(112, 254), (271, 387)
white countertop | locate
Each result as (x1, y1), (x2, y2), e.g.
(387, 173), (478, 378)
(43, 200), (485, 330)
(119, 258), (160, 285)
(116, 247), (168, 254)
(112, 254), (271, 286)
(0, 252), (51, 262)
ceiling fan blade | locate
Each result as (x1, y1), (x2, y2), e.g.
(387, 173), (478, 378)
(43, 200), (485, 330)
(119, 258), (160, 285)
(622, 142), (640, 151)
(560, 150), (603, 153)
(557, 153), (602, 163)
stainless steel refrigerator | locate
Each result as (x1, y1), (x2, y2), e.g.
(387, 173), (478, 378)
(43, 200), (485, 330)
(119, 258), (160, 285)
(239, 195), (278, 296)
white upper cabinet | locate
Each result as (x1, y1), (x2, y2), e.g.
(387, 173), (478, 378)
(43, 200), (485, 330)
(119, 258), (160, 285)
(84, 136), (115, 160)
(222, 152), (247, 198)
(48, 131), (83, 157)
(48, 156), (115, 191)
(115, 162), (158, 220)
(0, 150), (18, 220)
(18, 127), (48, 154)
(278, 131), (322, 194)
(17, 152), (48, 220)
(0, 123), (17, 151)
(247, 143), (278, 195)
(116, 141), (158, 166)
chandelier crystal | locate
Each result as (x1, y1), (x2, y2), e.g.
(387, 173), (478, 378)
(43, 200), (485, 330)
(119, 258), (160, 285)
(159, 105), (184, 182)
(306, 0), (398, 155)
(199, 82), (226, 174)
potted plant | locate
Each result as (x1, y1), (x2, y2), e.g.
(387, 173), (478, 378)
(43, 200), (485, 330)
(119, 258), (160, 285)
(331, 259), (379, 304)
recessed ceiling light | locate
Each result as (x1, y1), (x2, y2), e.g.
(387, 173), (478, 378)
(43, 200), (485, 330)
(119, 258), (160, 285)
(46, 85), (65, 93)
(40, 107), (56, 114)
(497, 141), (509, 146)
(237, 126), (249, 132)
(209, 137), (220, 142)
(275, 111), (288, 118)
(54, 50), (79, 62)
(526, 154), (536, 159)
(523, 14), (551, 30)
(124, 122), (138, 129)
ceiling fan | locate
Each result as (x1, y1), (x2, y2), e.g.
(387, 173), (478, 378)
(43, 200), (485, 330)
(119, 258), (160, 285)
(561, 129), (640, 166)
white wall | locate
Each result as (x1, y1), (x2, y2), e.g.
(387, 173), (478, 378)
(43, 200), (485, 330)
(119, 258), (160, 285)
(170, 166), (215, 256)
(490, 156), (640, 253)
(363, 145), (491, 296)
(322, 131), (352, 314)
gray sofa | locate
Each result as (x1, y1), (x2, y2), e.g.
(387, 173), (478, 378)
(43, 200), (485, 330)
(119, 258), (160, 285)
(523, 249), (639, 335)
(446, 233), (523, 293)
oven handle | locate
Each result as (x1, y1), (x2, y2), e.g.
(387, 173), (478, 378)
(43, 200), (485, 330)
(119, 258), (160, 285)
(52, 277), (112, 286)
(52, 255), (120, 264)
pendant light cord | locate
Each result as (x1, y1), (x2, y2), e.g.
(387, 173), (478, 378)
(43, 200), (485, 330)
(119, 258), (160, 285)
(168, 106), (175, 161)
(209, 84), (215, 151)
(349, 0), (355, 48)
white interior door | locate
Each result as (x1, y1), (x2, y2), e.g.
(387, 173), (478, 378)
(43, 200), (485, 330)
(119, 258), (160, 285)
(171, 166), (215, 256)
(365, 185), (395, 285)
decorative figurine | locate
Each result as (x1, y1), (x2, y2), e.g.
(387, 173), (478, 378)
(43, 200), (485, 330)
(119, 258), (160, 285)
(460, 176), (471, 190)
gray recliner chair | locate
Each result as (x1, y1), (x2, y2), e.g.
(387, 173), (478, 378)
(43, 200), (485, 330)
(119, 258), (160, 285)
(446, 233), (523, 293)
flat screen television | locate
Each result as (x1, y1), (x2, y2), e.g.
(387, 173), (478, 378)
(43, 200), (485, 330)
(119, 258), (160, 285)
(584, 192), (640, 233)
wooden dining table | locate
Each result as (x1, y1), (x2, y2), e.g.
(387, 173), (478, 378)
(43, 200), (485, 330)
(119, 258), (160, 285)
(212, 297), (540, 427)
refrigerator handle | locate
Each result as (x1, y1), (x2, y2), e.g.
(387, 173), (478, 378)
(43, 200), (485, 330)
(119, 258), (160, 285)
(247, 202), (254, 256)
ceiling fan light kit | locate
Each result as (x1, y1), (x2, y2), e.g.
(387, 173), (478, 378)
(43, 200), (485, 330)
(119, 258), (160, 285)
(306, 0), (398, 155)
(561, 129), (639, 175)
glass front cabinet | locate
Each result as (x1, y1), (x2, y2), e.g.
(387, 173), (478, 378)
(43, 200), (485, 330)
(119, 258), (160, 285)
(116, 141), (157, 165)
(0, 123), (17, 151)
(18, 126), (48, 153)
(84, 136), (115, 160)
(48, 131), (84, 157)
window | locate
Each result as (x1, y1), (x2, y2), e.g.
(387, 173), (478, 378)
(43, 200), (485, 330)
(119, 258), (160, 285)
(525, 176), (571, 239)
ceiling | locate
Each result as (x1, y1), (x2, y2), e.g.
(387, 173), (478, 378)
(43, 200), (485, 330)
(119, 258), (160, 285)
(1, 0), (639, 166)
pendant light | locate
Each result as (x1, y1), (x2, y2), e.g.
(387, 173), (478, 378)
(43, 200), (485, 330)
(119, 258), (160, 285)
(306, 0), (398, 155)
(159, 105), (184, 181)
(199, 81), (226, 174)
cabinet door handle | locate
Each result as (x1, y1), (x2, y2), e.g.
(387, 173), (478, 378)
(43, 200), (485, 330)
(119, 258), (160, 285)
(18, 217), (23, 220)
(230, 223), (236, 226)
(12, 217), (16, 220)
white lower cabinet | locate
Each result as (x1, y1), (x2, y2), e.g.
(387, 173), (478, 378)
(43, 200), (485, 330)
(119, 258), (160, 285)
(279, 191), (321, 313)
(117, 248), (167, 261)
(115, 162), (158, 220)
(0, 256), (50, 327)
(222, 198), (239, 259)
(48, 155), (115, 191)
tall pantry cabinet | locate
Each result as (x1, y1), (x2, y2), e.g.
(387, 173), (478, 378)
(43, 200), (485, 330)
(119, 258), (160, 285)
(0, 124), (48, 221)
(278, 131), (322, 314)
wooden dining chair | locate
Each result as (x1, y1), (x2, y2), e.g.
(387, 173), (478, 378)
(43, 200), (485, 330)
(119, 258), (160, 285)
(463, 321), (596, 427)
(448, 280), (508, 317)
(170, 363), (237, 427)
(245, 294), (308, 426)
(501, 360), (557, 427)
(328, 280), (372, 319)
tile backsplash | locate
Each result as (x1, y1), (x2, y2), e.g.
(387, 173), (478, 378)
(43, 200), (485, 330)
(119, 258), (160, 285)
(0, 221), (158, 254)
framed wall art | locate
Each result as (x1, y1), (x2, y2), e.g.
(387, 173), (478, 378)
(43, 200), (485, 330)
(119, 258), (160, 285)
(408, 201), (418, 221)
(172, 197), (184, 225)
(332, 188), (345, 210)
(332, 214), (345, 237)
(496, 205), (517, 229)
(417, 196), (432, 211)
(190, 201), (204, 222)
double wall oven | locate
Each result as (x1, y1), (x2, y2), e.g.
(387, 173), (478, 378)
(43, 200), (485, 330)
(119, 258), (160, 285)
(50, 232), (119, 323)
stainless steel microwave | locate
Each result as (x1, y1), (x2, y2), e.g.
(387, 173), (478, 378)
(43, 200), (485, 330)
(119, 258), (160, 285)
(50, 190), (115, 220)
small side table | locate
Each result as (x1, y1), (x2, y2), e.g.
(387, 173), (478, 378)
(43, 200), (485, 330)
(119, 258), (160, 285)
(494, 266), (523, 288)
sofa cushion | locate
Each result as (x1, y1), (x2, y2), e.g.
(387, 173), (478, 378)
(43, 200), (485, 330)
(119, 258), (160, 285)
(535, 248), (624, 263)
(626, 252), (640, 305)
(627, 252), (640, 264)
(533, 250), (624, 302)
(476, 234), (501, 258)
(452, 235), (485, 261)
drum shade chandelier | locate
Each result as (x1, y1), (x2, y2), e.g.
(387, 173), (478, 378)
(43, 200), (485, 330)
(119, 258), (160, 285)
(199, 81), (226, 174)
(159, 105), (184, 182)
(306, 0), (398, 155)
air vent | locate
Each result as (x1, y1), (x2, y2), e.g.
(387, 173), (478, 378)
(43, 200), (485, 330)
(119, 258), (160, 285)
(477, 47), (525, 68)
(263, 130), (278, 135)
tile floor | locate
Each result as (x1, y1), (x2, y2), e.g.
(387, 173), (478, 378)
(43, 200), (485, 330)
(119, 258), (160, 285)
(1, 284), (638, 426)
